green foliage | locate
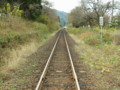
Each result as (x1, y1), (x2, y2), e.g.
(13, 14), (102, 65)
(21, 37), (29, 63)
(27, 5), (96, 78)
(83, 32), (112, 46)
(1, 3), (23, 16)
(67, 28), (81, 34)
(32, 22), (48, 31)
(6, 3), (11, 14)
(67, 28), (89, 35)
(1, 0), (42, 19)
(103, 33), (112, 44)
(68, 27), (114, 46)
(93, 27), (100, 32)
(26, 4), (42, 20)
(11, 6), (23, 16)
(81, 46), (120, 73)
(84, 35), (101, 46)
(0, 16), (57, 67)
(68, 27), (120, 73)
(82, 54), (111, 73)
(110, 20), (120, 28)
(37, 14), (50, 24)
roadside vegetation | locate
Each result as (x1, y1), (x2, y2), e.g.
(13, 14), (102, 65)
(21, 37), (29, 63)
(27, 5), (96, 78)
(67, 27), (120, 89)
(68, 0), (120, 88)
(68, 0), (120, 89)
(0, 16), (58, 67)
(69, 0), (120, 28)
(0, 0), (59, 67)
(0, 0), (59, 88)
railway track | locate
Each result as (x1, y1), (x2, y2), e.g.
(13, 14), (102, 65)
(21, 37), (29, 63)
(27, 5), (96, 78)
(35, 30), (80, 90)
(0, 29), (94, 90)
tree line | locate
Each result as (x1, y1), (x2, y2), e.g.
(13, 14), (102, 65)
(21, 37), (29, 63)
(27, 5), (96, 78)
(0, 0), (58, 25)
(69, 0), (120, 28)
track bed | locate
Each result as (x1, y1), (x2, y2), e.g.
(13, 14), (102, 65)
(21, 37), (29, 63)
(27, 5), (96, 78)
(41, 31), (76, 90)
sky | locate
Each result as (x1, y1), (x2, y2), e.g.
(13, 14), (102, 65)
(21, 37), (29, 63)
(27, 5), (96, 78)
(48, 0), (119, 13)
(48, 0), (80, 12)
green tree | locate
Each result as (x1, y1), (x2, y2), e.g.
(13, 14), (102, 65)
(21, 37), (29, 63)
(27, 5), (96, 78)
(0, 0), (42, 19)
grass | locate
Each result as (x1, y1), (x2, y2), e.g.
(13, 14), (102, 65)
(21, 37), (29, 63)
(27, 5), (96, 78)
(0, 16), (58, 67)
(0, 16), (58, 89)
(67, 27), (120, 89)
(0, 33), (56, 89)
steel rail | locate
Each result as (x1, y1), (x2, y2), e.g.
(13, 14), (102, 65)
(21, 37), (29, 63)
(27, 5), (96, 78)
(35, 31), (61, 90)
(64, 33), (80, 90)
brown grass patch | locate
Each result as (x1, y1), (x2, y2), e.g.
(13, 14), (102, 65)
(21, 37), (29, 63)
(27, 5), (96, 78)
(70, 34), (120, 89)
(0, 41), (40, 73)
(113, 31), (120, 45)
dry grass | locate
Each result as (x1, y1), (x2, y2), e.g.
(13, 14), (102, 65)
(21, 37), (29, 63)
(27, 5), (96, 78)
(69, 28), (120, 89)
(0, 30), (55, 73)
(113, 31), (120, 45)
(0, 29), (55, 89)
(0, 41), (40, 73)
(0, 15), (58, 88)
(77, 32), (96, 40)
(0, 17), (30, 32)
(0, 41), (41, 87)
(0, 16), (58, 73)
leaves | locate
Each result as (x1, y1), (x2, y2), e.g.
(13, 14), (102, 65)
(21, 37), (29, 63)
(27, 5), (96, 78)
(1, 3), (24, 16)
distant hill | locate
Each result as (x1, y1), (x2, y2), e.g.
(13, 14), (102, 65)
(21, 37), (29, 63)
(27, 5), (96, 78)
(56, 10), (68, 27)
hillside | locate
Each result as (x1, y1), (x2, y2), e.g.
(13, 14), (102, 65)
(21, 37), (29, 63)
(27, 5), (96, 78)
(56, 10), (68, 27)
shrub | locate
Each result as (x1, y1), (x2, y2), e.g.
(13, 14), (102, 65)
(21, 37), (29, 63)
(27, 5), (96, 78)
(37, 14), (50, 24)
(1, 3), (23, 17)
(84, 36), (101, 46)
(103, 33), (112, 44)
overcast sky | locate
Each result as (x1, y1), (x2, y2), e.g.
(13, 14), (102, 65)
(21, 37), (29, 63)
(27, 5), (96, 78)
(48, 0), (80, 12)
(48, 0), (119, 13)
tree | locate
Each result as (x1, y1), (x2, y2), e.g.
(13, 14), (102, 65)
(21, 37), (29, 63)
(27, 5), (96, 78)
(0, 0), (42, 19)
(41, 0), (58, 24)
(69, 0), (112, 27)
(69, 7), (87, 27)
(81, 0), (111, 26)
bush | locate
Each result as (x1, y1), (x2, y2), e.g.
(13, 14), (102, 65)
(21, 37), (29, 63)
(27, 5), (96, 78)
(1, 3), (23, 16)
(84, 36), (101, 46)
(103, 33), (112, 44)
(37, 15), (50, 24)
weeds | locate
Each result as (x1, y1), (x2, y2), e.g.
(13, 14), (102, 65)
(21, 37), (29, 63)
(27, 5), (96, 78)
(68, 27), (120, 89)
(67, 27), (120, 72)
(113, 31), (120, 45)
(0, 16), (58, 67)
(68, 28), (120, 90)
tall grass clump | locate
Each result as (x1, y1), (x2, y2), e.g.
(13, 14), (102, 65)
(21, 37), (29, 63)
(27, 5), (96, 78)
(0, 16), (58, 67)
(84, 35), (101, 46)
